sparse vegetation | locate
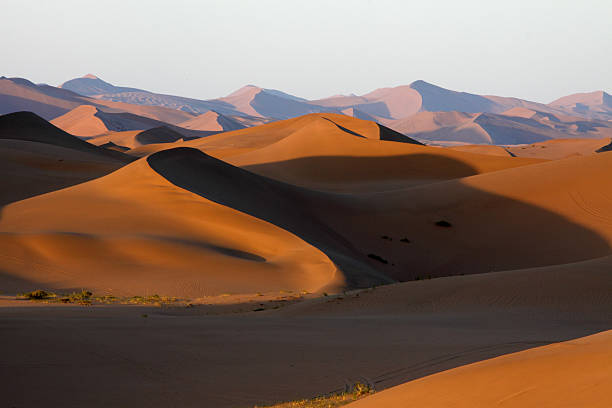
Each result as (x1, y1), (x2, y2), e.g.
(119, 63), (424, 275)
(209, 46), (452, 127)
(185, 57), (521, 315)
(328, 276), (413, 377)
(400, 237), (410, 243)
(17, 290), (181, 305)
(368, 253), (388, 264)
(380, 235), (392, 241)
(20, 290), (53, 300)
(254, 382), (373, 408)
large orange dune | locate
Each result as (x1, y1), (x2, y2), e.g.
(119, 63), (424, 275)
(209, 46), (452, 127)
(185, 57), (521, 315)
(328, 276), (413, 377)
(186, 113), (542, 192)
(0, 154), (339, 296)
(348, 330), (612, 408)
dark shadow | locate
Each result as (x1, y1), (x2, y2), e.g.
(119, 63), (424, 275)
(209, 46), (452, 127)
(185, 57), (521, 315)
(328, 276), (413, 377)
(243, 154), (481, 185)
(377, 123), (423, 144)
(135, 126), (184, 145)
(147, 147), (611, 286)
(147, 148), (394, 288)
(320, 117), (366, 138)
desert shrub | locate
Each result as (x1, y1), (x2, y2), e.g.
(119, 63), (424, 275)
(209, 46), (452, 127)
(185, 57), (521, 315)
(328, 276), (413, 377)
(400, 237), (410, 243)
(435, 220), (452, 227)
(367, 253), (388, 264)
(21, 290), (52, 300)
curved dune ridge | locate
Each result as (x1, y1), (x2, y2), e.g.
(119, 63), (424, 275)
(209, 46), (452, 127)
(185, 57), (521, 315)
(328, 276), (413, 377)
(0, 152), (339, 296)
(348, 330), (612, 408)
(185, 113), (542, 192)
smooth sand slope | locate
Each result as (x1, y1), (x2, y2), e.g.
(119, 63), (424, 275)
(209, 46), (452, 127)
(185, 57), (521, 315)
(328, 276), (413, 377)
(447, 144), (513, 156)
(2, 265), (610, 408)
(0, 153), (339, 296)
(507, 137), (612, 159)
(178, 110), (246, 131)
(348, 330), (612, 408)
(186, 113), (541, 192)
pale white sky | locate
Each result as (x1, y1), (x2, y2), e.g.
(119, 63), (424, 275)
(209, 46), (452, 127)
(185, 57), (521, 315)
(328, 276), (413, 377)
(3, 0), (610, 102)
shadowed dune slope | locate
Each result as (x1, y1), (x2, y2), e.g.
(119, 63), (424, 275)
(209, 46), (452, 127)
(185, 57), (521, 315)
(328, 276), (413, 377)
(146, 147), (391, 288)
(348, 330), (612, 408)
(186, 113), (541, 191)
(0, 111), (132, 163)
(0, 139), (128, 206)
(282, 255), (612, 318)
(311, 152), (612, 280)
(0, 112), (132, 205)
(0, 155), (339, 296)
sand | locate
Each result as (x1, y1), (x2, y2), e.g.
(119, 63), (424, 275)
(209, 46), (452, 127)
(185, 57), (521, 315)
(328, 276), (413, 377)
(185, 113), (541, 192)
(1, 108), (612, 408)
(348, 330), (612, 408)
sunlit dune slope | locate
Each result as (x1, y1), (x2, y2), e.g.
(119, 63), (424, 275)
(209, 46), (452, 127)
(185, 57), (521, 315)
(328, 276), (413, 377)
(186, 113), (542, 191)
(0, 153), (339, 296)
(447, 144), (513, 156)
(348, 330), (612, 408)
(507, 137), (611, 159)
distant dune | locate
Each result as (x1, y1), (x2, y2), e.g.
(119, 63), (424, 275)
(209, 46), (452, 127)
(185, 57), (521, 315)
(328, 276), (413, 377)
(178, 110), (246, 132)
(391, 109), (612, 145)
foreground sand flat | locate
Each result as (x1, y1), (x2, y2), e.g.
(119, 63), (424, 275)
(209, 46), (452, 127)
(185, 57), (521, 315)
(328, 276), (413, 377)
(348, 330), (612, 408)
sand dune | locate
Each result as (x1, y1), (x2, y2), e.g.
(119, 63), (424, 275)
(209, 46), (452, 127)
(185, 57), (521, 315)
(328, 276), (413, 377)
(0, 76), (195, 124)
(391, 109), (612, 145)
(177, 110), (246, 132)
(309, 150), (612, 280)
(0, 112), (131, 205)
(447, 144), (513, 156)
(507, 137), (612, 159)
(186, 113), (540, 192)
(282, 254), (612, 318)
(550, 90), (612, 120)
(87, 127), (186, 150)
(348, 330), (612, 408)
(0, 153), (340, 296)
(51, 104), (217, 140)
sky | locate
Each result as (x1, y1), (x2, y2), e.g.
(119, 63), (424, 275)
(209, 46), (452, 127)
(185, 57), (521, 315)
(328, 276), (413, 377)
(3, 0), (610, 103)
